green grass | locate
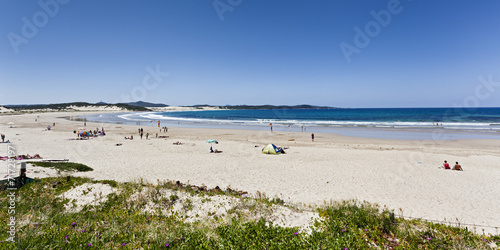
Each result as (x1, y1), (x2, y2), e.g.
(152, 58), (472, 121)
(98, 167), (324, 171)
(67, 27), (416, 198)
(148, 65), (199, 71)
(27, 161), (93, 172)
(0, 177), (498, 249)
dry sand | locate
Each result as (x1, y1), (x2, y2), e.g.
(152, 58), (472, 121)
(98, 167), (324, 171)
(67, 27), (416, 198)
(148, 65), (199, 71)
(1, 111), (499, 234)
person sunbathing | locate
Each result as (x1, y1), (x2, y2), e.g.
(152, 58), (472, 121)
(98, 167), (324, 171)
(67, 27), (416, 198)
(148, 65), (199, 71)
(214, 149), (222, 153)
(443, 160), (450, 169)
(452, 162), (463, 171)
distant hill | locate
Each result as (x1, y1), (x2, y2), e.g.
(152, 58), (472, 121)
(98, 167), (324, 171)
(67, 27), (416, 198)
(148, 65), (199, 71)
(123, 101), (169, 108)
(181, 104), (339, 110)
(221, 104), (340, 110)
(5, 102), (149, 111)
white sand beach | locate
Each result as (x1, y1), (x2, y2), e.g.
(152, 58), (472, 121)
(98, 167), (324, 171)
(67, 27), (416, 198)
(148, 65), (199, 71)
(1, 111), (499, 234)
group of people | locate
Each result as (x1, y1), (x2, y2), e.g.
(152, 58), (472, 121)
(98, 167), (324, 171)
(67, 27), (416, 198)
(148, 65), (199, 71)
(138, 128), (150, 139)
(75, 127), (106, 138)
(89, 128), (105, 136)
(442, 160), (463, 171)
(128, 127), (169, 140)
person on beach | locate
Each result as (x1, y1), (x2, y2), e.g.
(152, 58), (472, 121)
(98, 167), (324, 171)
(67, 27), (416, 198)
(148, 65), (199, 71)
(443, 160), (450, 169)
(140, 132), (143, 139)
(453, 162), (463, 171)
(146, 133), (149, 139)
(1, 134), (5, 143)
(311, 133), (314, 142)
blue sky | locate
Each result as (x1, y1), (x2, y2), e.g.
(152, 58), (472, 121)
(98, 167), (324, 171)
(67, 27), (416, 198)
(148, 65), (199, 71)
(1, 0), (500, 107)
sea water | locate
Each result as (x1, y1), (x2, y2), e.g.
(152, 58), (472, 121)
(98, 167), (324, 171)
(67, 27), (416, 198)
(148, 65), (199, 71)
(82, 108), (500, 140)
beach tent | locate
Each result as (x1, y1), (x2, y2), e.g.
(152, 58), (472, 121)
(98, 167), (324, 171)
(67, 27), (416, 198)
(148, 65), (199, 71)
(262, 144), (284, 154)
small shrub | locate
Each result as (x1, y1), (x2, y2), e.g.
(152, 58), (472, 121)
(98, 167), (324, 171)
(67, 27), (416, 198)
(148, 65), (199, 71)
(28, 161), (93, 172)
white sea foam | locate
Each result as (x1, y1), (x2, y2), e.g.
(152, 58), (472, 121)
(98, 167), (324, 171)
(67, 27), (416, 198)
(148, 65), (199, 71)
(115, 112), (498, 131)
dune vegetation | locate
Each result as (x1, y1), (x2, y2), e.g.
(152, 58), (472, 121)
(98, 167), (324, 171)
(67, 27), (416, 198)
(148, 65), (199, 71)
(1, 176), (498, 249)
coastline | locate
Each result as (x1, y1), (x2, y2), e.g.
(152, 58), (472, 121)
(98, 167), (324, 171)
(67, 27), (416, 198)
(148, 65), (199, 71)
(81, 109), (500, 141)
(1, 111), (500, 234)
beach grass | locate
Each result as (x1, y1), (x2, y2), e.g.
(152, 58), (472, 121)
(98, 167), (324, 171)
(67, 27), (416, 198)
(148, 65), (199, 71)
(27, 161), (93, 172)
(0, 177), (498, 249)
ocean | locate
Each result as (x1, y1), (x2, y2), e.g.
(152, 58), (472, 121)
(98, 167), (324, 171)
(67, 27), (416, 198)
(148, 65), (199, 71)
(82, 108), (500, 140)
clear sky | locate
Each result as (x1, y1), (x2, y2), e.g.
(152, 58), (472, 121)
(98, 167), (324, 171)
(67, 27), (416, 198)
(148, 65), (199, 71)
(1, 0), (500, 107)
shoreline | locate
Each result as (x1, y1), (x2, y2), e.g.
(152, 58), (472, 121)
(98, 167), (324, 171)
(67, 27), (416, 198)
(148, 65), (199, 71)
(80, 110), (500, 141)
(1, 111), (500, 234)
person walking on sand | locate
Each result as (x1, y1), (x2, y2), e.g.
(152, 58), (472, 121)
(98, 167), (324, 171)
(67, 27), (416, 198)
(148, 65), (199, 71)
(453, 162), (463, 171)
(311, 133), (314, 142)
(146, 133), (149, 139)
(140, 132), (143, 139)
(1, 134), (5, 143)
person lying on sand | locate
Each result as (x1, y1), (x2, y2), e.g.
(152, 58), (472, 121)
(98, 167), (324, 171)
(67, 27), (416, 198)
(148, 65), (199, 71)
(214, 149), (222, 153)
(173, 141), (184, 145)
(452, 162), (463, 171)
